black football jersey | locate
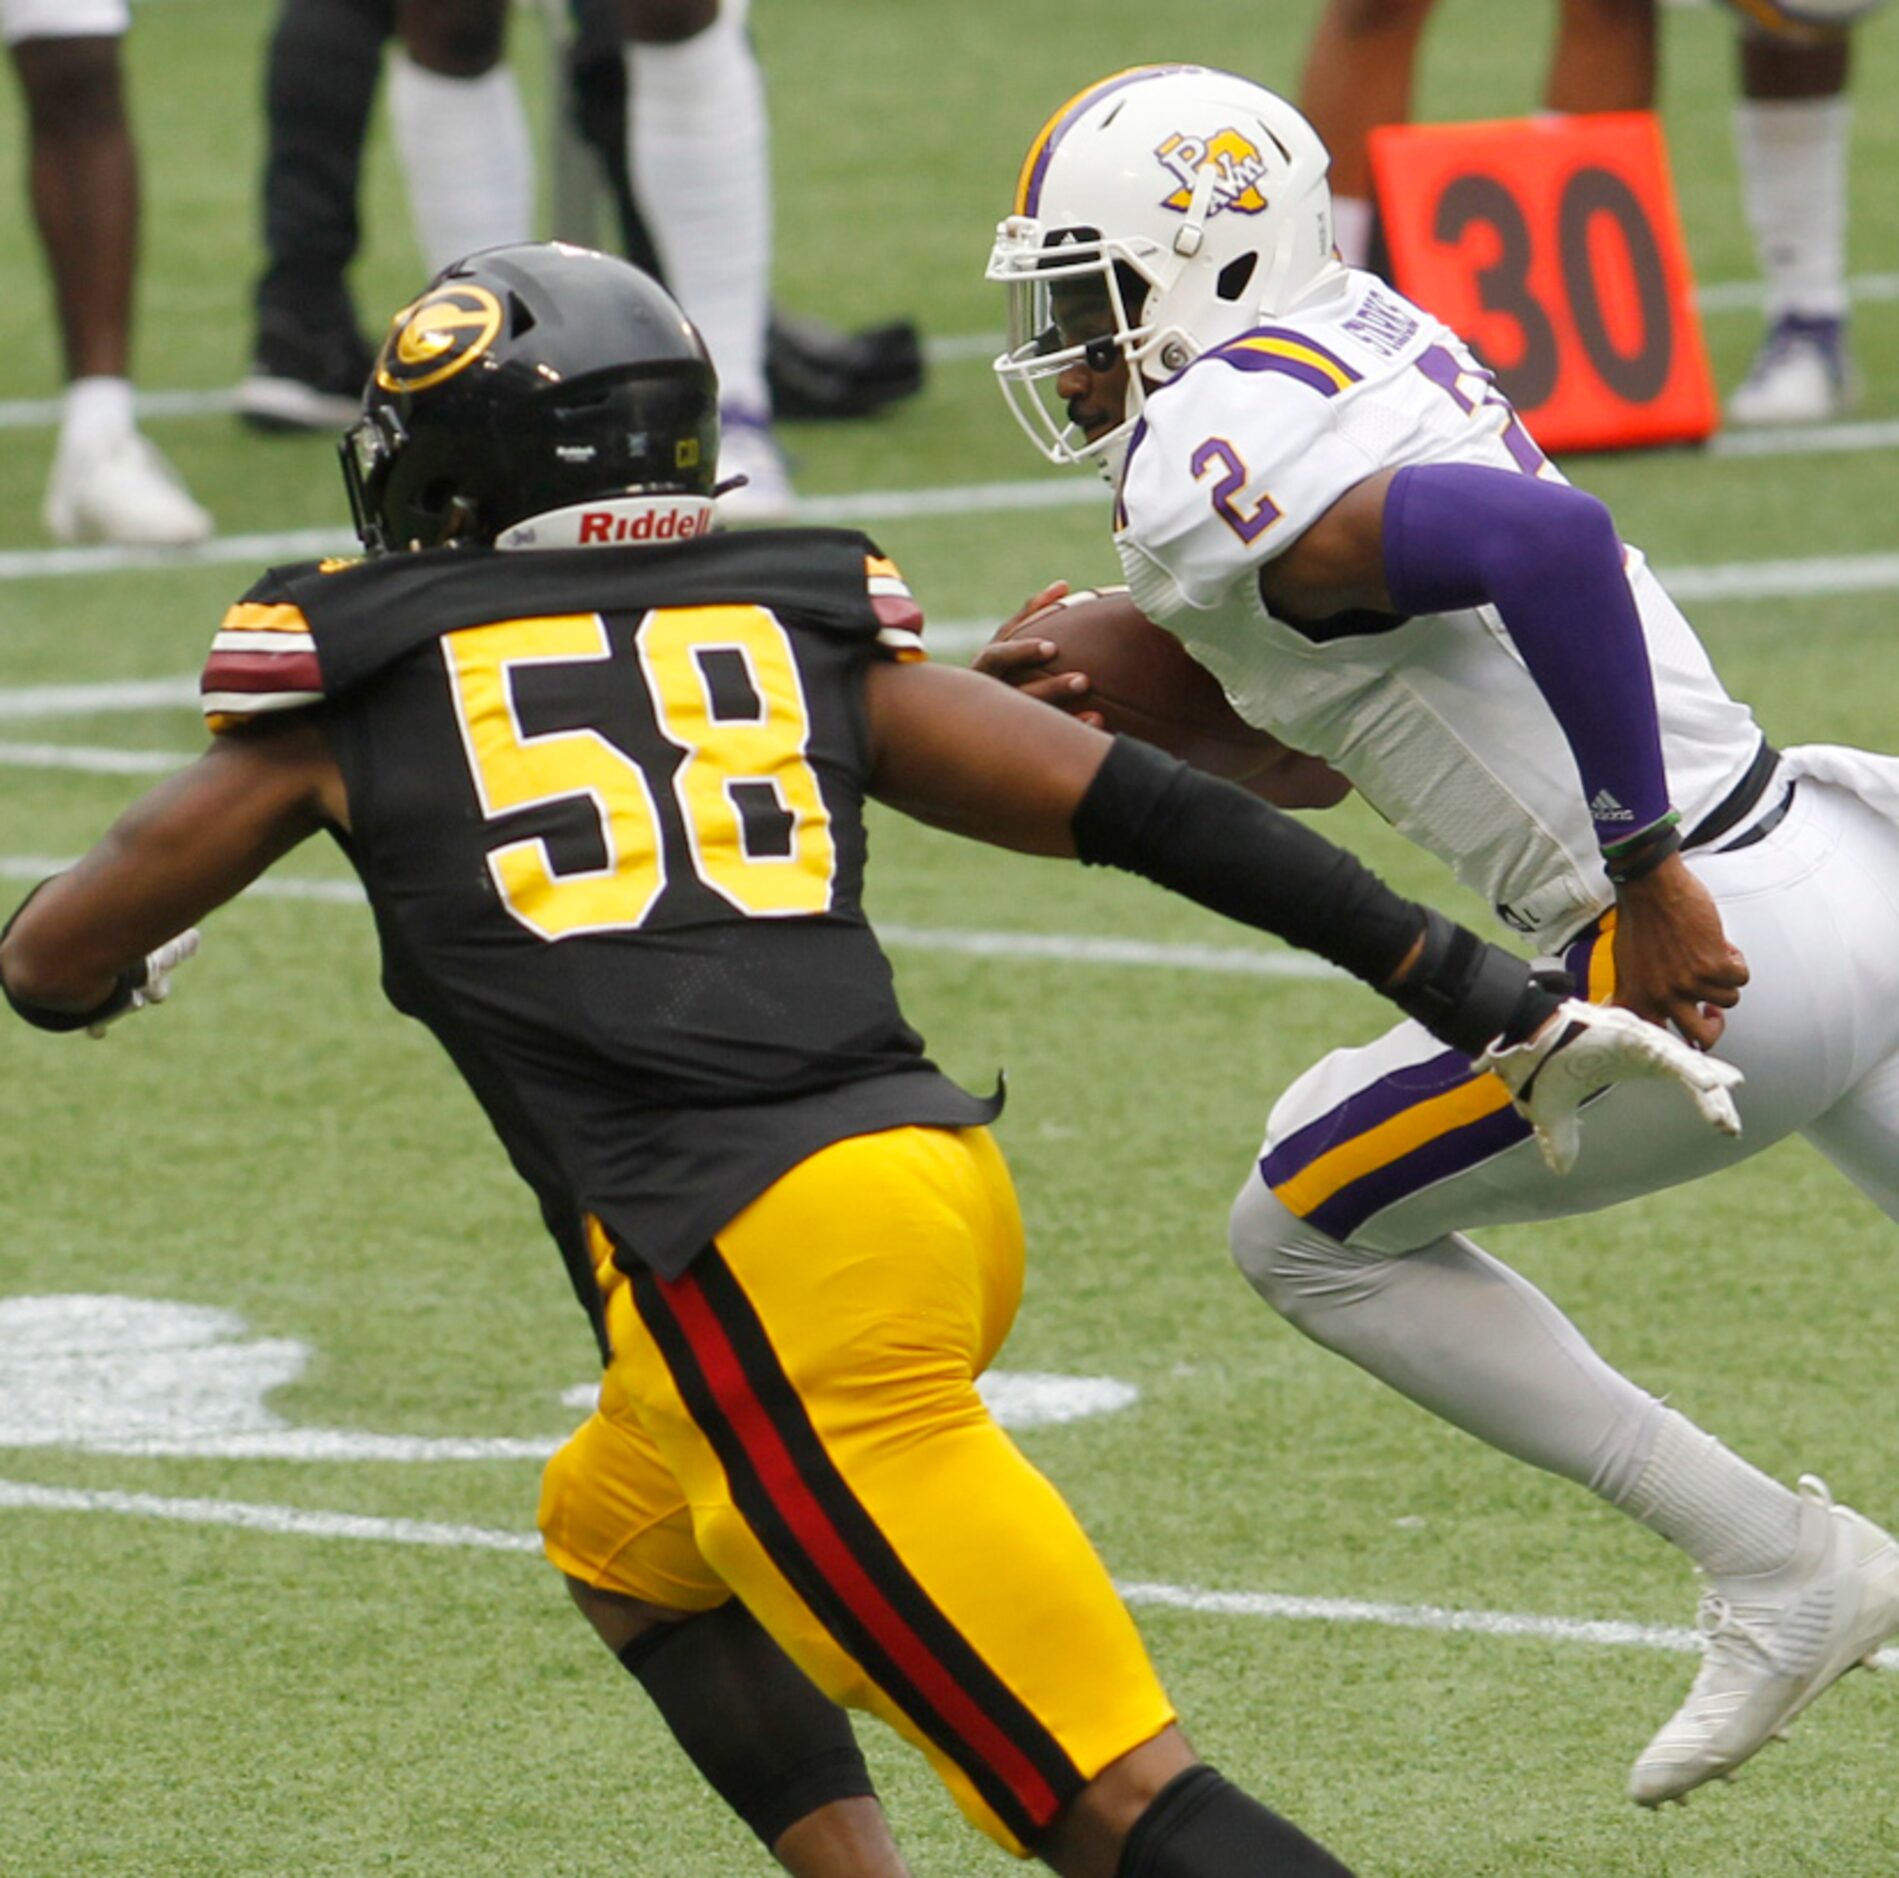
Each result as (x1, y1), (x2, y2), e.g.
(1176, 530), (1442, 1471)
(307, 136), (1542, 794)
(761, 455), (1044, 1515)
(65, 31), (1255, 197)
(202, 528), (998, 1331)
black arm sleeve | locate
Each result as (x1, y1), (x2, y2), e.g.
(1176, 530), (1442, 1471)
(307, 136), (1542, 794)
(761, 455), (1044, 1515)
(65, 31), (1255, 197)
(1071, 738), (1565, 1053)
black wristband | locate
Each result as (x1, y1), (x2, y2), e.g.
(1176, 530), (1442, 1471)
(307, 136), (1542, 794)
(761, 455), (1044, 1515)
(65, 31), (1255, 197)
(1387, 909), (1571, 1055)
(2, 965), (140, 1034)
(0, 878), (142, 1033)
(1602, 812), (1682, 885)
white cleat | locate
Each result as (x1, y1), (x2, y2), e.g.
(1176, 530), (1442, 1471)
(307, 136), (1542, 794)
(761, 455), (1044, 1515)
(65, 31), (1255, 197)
(714, 407), (796, 526)
(1725, 313), (1856, 428)
(43, 431), (214, 547)
(1630, 1476), (1899, 1807)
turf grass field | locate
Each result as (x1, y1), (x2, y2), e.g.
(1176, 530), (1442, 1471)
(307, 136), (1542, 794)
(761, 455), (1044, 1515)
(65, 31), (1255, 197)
(2, 1), (1899, 1871)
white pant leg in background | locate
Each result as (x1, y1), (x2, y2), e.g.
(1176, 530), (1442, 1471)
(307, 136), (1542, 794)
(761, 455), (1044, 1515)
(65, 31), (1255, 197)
(1, 0), (127, 43)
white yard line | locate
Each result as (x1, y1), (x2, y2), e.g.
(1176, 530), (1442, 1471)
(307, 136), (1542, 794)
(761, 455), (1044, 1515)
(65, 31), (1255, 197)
(1705, 419), (1899, 460)
(0, 676), (201, 720)
(0, 854), (1336, 977)
(1, 540), (1895, 721)
(5, 1473), (1895, 1668)
(1, 271), (1894, 429)
(8, 499), (1899, 594)
(0, 741), (190, 775)
(0, 1480), (541, 1553)
(0, 525), (354, 583)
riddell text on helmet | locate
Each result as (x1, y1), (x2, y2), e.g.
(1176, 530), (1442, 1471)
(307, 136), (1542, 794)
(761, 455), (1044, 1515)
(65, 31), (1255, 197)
(577, 504), (715, 544)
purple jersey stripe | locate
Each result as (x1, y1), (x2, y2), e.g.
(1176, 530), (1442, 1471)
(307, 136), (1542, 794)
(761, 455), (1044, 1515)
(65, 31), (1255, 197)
(1113, 416), (1151, 533)
(1303, 1099), (1536, 1240)
(1259, 1045), (1474, 1190)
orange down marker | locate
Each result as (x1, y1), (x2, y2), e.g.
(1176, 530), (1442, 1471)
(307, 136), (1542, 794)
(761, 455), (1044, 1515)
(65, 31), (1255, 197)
(1369, 111), (1717, 454)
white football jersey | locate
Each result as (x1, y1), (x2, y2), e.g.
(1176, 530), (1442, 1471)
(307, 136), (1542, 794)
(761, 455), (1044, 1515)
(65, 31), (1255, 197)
(1113, 270), (1763, 946)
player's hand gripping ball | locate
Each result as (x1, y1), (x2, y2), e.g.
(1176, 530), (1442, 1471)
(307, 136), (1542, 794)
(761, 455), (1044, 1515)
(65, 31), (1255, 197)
(993, 587), (1289, 785)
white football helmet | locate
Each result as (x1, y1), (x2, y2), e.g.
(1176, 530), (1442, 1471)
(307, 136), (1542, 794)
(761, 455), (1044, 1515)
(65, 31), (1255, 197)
(988, 65), (1345, 470)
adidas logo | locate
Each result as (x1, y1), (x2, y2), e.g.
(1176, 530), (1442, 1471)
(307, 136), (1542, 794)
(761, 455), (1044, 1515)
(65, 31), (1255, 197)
(1589, 789), (1636, 823)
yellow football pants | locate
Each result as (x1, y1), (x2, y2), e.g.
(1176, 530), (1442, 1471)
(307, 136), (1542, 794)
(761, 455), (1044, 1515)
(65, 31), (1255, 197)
(539, 1124), (1175, 1854)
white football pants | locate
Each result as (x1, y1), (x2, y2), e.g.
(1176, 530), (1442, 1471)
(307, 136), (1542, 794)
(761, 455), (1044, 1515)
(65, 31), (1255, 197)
(1231, 768), (1899, 1497)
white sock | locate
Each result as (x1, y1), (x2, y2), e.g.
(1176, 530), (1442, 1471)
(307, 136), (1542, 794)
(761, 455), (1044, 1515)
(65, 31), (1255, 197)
(625, 3), (772, 416)
(59, 376), (136, 460)
(1332, 195), (1374, 269)
(388, 53), (535, 278)
(1733, 96), (1851, 321)
(1619, 1410), (1803, 1579)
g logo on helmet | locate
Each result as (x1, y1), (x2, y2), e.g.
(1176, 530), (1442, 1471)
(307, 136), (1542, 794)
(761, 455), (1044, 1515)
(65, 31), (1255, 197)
(1715, 0), (1885, 35)
(375, 284), (505, 395)
(1155, 129), (1271, 218)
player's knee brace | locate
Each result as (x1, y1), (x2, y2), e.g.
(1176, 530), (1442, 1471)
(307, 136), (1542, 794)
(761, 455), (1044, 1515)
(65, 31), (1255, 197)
(1118, 1766), (1357, 1877)
(619, 1600), (873, 1849)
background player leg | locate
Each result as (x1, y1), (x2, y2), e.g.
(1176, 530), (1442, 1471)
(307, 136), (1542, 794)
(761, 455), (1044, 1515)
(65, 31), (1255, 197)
(1540, 0), (1655, 115)
(388, 0), (534, 275)
(237, 0), (389, 432)
(1300, 0), (1653, 274)
(1296, 0), (1438, 269)
(619, 0), (791, 519)
(1726, 28), (1856, 425)
(10, 31), (211, 544)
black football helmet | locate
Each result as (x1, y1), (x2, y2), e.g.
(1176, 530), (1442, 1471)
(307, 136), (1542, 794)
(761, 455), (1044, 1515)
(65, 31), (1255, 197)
(340, 242), (720, 553)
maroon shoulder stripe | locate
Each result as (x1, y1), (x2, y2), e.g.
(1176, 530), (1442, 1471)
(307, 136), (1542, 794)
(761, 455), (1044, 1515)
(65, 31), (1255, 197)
(635, 1253), (1084, 1845)
(202, 648), (323, 693)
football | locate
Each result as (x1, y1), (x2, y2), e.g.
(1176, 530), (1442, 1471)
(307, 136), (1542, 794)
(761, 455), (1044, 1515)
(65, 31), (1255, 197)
(995, 586), (1289, 784)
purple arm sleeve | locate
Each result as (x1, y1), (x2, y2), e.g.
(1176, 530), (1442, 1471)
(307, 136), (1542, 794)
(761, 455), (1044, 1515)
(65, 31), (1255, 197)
(1381, 463), (1673, 850)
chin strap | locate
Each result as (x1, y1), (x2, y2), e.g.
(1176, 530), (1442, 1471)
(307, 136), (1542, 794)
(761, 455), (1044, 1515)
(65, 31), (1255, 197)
(1172, 159), (1218, 257)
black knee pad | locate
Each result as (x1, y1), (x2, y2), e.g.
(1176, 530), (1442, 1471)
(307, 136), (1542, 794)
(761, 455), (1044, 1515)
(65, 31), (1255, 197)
(619, 1601), (873, 1848)
(1118, 1765), (1357, 1878)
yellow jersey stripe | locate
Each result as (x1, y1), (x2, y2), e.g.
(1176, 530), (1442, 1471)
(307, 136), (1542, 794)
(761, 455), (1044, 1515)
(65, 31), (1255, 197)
(1271, 1072), (1515, 1218)
(1232, 336), (1357, 392)
(218, 601), (314, 636)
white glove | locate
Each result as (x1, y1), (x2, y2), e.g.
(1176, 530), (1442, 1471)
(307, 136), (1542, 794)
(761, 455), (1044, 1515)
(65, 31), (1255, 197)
(1473, 999), (1743, 1175)
(88, 929), (202, 1039)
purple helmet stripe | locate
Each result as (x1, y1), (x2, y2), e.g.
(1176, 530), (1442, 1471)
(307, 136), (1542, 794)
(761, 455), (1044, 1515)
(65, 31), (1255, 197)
(1016, 66), (1200, 220)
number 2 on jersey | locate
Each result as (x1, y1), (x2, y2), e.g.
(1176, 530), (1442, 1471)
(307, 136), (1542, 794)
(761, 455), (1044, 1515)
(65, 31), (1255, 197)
(444, 605), (837, 941)
(1192, 438), (1283, 545)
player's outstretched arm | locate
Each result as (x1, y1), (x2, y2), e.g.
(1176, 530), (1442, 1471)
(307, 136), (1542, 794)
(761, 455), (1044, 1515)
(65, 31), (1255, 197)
(863, 660), (1742, 1161)
(0, 719), (341, 1031)
(1262, 463), (1751, 1044)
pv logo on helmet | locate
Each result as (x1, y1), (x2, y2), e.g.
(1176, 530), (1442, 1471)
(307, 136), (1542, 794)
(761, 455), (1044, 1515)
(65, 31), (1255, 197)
(1154, 130), (1270, 217)
(375, 284), (505, 394)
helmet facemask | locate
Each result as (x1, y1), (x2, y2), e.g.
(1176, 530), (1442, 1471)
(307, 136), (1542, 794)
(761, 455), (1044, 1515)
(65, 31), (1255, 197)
(989, 222), (1170, 472)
